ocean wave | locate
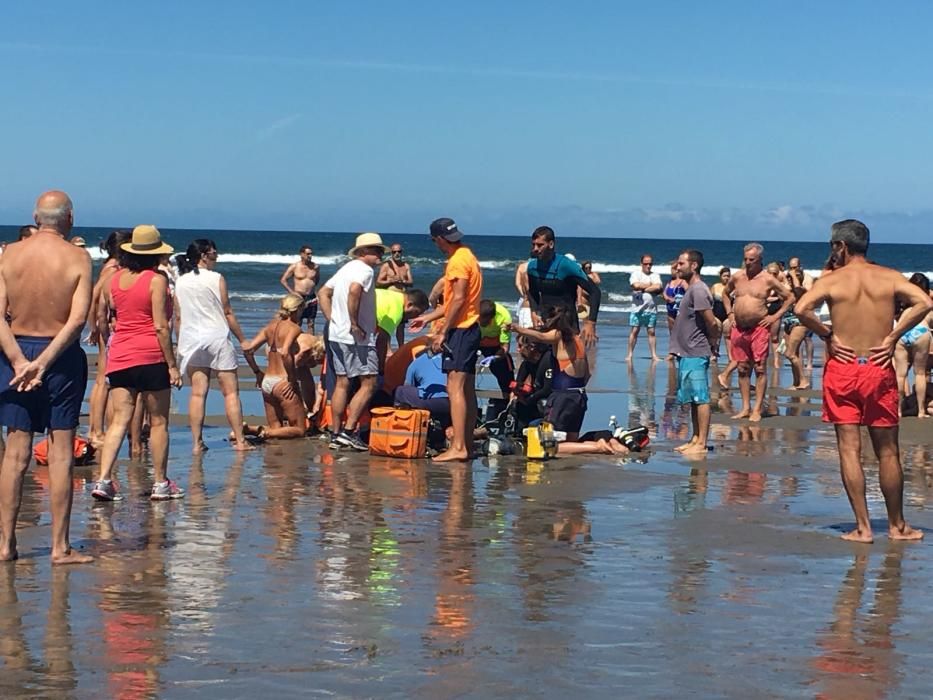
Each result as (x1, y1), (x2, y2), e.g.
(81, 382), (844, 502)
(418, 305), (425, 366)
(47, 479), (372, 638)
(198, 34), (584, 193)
(87, 247), (932, 281)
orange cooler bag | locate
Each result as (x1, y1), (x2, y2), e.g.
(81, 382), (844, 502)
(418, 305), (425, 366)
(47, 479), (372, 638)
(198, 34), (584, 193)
(368, 407), (430, 459)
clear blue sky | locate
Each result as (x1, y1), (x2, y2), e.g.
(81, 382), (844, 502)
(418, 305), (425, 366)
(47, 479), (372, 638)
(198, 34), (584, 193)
(2, 2), (932, 240)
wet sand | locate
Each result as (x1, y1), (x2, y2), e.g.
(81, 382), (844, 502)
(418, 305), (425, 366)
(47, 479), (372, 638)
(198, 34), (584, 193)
(3, 326), (933, 698)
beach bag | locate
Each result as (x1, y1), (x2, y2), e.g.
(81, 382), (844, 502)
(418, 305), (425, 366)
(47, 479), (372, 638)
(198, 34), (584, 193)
(33, 436), (95, 466)
(368, 407), (430, 459)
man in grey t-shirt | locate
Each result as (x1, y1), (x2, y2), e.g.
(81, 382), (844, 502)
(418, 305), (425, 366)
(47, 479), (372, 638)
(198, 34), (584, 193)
(670, 249), (720, 455)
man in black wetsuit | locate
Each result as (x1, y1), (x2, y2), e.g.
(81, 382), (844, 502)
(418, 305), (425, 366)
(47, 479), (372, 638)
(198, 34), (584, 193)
(525, 226), (601, 345)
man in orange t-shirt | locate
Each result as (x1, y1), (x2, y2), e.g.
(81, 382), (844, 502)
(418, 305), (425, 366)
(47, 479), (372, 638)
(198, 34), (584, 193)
(409, 217), (483, 462)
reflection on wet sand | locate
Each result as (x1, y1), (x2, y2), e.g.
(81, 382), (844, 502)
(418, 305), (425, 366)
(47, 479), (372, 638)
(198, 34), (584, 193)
(811, 549), (904, 699)
(2, 323), (933, 696)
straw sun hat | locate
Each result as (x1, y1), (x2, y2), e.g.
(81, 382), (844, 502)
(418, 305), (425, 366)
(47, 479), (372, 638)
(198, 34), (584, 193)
(120, 225), (174, 255)
(347, 232), (385, 257)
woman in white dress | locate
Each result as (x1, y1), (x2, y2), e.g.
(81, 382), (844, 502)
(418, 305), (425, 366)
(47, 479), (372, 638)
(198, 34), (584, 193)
(175, 239), (252, 453)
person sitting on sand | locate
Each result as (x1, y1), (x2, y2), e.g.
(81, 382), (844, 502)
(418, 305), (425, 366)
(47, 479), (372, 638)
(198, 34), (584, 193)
(510, 304), (589, 441)
(241, 294), (309, 440)
(175, 239), (253, 453)
(795, 219), (932, 543)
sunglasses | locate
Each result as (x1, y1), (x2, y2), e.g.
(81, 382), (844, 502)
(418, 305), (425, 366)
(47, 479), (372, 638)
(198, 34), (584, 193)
(391, 250), (403, 254)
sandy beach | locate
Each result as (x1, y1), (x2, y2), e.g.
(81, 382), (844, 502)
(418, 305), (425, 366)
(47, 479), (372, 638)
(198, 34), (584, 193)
(2, 323), (932, 698)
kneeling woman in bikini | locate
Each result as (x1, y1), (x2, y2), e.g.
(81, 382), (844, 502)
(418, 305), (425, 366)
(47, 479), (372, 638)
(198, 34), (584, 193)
(241, 294), (312, 440)
(510, 304), (590, 442)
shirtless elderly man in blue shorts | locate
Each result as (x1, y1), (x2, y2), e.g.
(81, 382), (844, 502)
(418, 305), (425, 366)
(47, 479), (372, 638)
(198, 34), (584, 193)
(0, 190), (94, 564)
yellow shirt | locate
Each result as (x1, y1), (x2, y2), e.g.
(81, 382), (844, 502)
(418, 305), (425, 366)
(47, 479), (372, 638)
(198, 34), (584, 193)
(479, 302), (511, 346)
(444, 245), (482, 329)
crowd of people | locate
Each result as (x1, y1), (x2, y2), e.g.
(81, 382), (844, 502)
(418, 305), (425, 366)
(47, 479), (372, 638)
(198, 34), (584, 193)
(0, 190), (930, 564)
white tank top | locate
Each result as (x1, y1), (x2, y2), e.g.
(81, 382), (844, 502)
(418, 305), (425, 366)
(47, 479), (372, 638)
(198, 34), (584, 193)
(175, 269), (230, 341)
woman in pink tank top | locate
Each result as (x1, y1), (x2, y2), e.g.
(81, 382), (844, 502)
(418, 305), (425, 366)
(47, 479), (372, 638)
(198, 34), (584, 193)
(91, 226), (185, 503)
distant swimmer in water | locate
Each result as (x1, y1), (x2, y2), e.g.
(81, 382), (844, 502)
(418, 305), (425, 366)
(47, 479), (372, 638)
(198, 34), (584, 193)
(280, 245), (320, 333)
(796, 219), (931, 543)
(0, 191), (94, 565)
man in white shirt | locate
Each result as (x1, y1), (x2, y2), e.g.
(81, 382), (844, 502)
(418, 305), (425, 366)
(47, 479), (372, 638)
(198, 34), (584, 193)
(317, 232), (385, 451)
(625, 254), (663, 361)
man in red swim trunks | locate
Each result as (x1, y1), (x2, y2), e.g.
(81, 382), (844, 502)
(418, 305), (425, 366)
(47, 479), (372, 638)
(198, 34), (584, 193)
(795, 219), (932, 543)
(722, 242), (793, 421)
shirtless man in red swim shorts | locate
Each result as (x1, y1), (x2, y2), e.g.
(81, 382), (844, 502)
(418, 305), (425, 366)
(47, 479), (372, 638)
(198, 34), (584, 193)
(722, 243), (793, 421)
(795, 219), (932, 543)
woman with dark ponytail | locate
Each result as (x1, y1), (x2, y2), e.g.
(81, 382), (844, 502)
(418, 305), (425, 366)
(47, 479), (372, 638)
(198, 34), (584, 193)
(174, 239), (252, 453)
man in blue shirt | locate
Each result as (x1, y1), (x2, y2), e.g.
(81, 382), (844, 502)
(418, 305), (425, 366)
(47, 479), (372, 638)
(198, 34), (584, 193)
(525, 226), (601, 345)
(393, 350), (450, 420)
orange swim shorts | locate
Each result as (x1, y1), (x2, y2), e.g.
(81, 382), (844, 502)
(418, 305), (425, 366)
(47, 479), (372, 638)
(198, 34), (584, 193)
(729, 325), (770, 364)
(822, 358), (899, 427)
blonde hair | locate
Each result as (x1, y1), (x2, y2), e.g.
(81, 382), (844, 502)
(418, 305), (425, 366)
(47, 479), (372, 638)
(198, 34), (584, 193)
(277, 293), (306, 319)
(297, 334), (326, 364)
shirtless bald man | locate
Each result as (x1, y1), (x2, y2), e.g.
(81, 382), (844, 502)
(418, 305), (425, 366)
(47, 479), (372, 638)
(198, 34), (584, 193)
(796, 219), (931, 543)
(722, 242), (793, 421)
(0, 191), (94, 564)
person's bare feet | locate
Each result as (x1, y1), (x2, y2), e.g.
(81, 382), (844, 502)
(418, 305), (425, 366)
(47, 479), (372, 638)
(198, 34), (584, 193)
(841, 528), (873, 543)
(717, 373), (729, 390)
(192, 440), (210, 455)
(918, 412), (930, 419)
(678, 442), (709, 455)
(731, 409), (750, 420)
(232, 440), (256, 451)
(624, 354), (633, 362)
(797, 382), (811, 391)
(650, 355), (661, 362)
(52, 548), (94, 565)
(749, 411), (762, 423)
(0, 543), (18, 562)
(889, 522), (924, 541)
(432, 449), (471, 462)
(675, 438), (699, 453)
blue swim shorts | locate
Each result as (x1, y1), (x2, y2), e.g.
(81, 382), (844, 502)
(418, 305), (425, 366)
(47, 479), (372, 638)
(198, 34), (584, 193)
(676, 356), (710, 405)
(630, 310), (658, 328)
(0, 338), (87, 433)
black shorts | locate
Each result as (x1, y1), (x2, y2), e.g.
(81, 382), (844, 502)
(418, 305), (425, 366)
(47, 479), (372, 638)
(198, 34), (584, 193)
(0, 338), (87, 433)
(545, 389), (588, 434)
(301, 295), (318, 321)
(442, 324), (481, 374)
(107, 362), (171, 392)
(767, 300), (781, 316)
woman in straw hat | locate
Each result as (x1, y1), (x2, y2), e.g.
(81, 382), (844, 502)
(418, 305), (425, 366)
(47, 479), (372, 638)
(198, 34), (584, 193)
(91, 225), (185, 502)
(239, 293), (311, 440)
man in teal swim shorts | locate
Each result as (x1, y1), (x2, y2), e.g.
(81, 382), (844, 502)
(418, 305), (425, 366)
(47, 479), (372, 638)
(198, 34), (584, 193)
(669, 249), (720, 455)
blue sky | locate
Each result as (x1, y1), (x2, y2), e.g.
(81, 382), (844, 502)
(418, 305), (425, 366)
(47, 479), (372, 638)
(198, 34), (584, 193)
(2, 2), (932, 240)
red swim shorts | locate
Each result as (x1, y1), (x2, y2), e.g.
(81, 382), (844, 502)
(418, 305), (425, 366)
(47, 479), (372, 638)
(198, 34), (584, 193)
(730, 325), (770, 364)
(822, 358), (899, 427)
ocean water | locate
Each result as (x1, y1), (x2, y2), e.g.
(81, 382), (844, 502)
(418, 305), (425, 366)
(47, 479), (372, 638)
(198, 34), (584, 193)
(3, 226), (932, 334)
